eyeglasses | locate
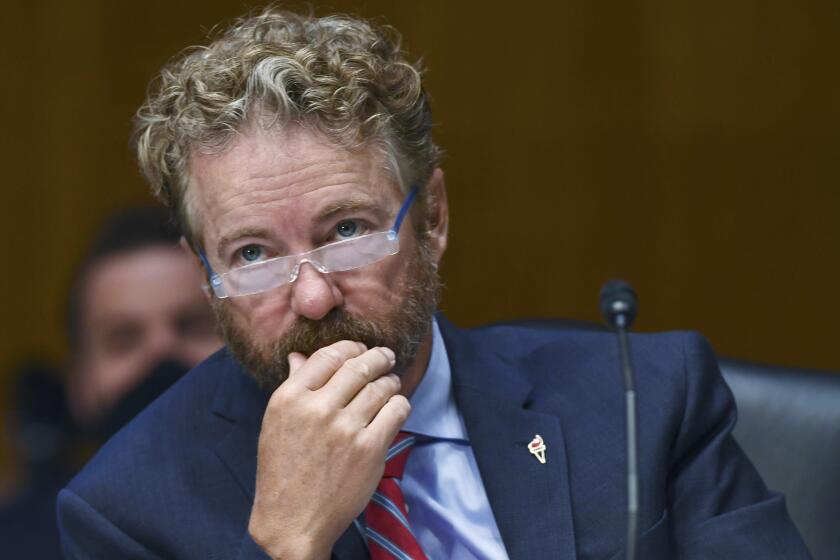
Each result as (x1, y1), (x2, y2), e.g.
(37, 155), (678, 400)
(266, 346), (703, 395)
(198, 186), (418, 298)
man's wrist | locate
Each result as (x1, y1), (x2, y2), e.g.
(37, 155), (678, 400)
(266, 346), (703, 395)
(248, 515), (330, 560)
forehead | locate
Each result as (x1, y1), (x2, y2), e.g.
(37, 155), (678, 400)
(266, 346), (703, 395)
(187, 126), (401, 247)
(82, 247), (204, 325)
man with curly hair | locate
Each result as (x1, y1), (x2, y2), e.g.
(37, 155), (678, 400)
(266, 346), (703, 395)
(58, 8), (809, 560)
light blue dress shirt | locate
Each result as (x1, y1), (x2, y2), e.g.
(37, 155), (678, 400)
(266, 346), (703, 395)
(400, 319), (509, 559)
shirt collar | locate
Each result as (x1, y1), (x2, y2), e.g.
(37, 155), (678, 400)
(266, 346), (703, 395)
(403, 318), (469, 441)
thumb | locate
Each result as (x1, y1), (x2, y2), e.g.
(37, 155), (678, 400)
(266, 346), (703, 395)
(287, 352), (307, 376)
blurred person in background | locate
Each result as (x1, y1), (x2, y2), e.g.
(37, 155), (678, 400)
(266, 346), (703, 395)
(0, 206), (222, 557)
(65, 206), (223, 440)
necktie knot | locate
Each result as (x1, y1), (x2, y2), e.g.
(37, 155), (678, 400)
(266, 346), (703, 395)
(383, 431), (416, 479)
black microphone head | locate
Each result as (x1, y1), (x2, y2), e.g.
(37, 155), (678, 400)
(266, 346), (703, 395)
(599, 279), (638, 329)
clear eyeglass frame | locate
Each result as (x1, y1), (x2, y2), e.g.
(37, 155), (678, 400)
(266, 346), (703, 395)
(199, 185), (418, 299)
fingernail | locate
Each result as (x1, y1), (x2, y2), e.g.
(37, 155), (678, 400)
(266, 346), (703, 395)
(357, 342), (368, 351)
(380, 347), (396, 363)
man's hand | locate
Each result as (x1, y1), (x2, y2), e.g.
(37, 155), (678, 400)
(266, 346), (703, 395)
(247, 340), (410, 560)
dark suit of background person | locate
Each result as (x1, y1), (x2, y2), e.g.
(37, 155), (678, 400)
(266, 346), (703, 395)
(56, 316), (810, 559)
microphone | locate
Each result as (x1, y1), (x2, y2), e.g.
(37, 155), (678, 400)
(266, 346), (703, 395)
(599, 279), (639, 560)
(600, 279), (638, 330)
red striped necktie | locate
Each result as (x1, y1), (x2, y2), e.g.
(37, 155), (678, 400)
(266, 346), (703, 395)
(364, 432), (428, 560)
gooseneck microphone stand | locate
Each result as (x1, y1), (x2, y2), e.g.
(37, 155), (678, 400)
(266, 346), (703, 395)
(599, 280), (640, 560)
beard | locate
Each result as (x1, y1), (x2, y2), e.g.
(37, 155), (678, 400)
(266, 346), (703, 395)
(212, 240), (441, 391)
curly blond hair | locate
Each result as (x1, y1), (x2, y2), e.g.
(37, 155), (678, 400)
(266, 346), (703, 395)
(134, 7), (440, 246)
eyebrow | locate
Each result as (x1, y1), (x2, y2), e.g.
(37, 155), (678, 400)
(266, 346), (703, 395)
(217, 227), (273, 260)
(314, 197), (387, 223)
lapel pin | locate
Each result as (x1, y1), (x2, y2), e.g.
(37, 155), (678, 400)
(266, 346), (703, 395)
(528, 434), (547, 464)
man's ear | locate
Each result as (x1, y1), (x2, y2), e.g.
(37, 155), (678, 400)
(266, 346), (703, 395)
(423, 167), (449, 265)
(179, 235), (199, 262)
(180, 236), (213, 302)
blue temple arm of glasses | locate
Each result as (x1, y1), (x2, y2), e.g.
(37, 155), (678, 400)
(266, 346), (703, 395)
(197, 250), (218, 282)
(391, 184), (418, 233)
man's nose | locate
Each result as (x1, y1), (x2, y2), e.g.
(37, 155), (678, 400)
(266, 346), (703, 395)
(289, 262), (344, 320)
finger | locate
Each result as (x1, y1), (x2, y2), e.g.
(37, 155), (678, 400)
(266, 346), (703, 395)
(287, 352), (307, 376)
(364, 394), (411, 451)
(321, 347), (396, 406)
(292, 340), (367, 391)
(343, 374), (401, 427)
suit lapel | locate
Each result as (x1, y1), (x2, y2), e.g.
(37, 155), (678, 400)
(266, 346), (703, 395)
(210, 354), (264, 502)
(439, 317), (578, 560)
(210, 355), (368, 560)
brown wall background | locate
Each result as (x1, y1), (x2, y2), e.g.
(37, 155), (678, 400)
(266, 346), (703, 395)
(1, 1), (838, 466)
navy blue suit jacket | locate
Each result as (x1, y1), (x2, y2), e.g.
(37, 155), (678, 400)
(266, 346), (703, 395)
(57, 317), (810, 559)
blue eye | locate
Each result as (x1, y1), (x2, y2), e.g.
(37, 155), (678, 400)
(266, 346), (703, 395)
(240, 245), (262, 262)
(336, 220), (359, 238)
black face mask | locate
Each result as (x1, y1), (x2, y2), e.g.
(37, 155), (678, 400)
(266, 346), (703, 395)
(91, 359), (189, 443)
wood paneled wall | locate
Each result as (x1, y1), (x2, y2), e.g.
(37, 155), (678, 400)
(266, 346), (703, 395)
(2, 1), (838, 465)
